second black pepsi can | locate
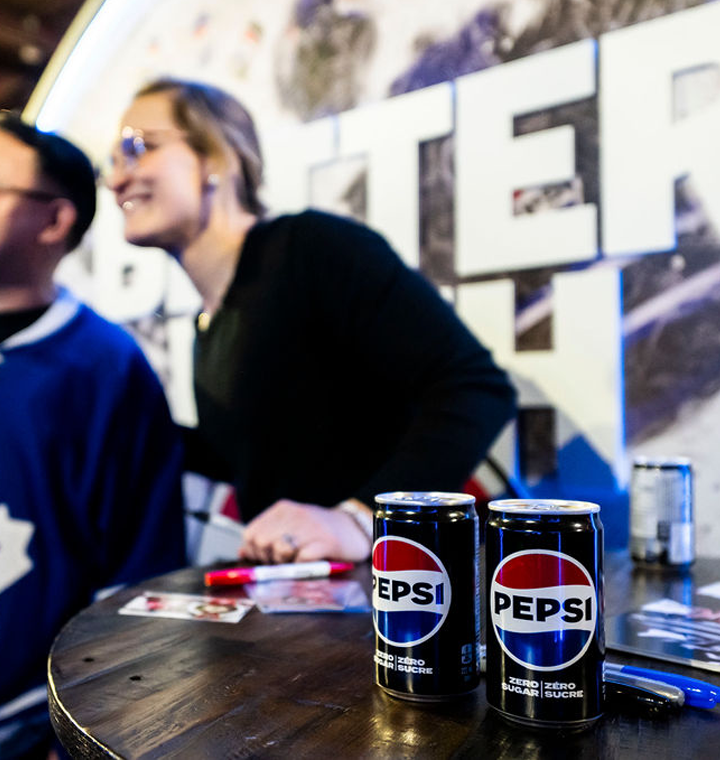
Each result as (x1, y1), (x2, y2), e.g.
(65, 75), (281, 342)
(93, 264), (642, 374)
(485, 499), (604, 729)
(373, 491), (480, 701)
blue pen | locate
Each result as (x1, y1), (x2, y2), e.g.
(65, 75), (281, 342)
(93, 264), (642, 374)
(605, 662), (720, 709)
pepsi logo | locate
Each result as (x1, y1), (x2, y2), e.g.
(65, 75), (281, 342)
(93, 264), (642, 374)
(372, 536), (451, 647)
(490, 549), (597, 671)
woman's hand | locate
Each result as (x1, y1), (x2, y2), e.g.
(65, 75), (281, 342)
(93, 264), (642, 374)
(239, 498), (372, 564)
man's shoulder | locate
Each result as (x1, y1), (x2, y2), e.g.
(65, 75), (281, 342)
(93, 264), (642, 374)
(0, 291), (143, 363)
(71, 302), (139, 350)
(51, 300), (158, 385)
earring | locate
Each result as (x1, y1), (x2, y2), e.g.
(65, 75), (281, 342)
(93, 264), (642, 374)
(206, 173), (220, 188)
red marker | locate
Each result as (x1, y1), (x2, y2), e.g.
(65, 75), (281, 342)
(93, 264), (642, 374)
(204, 560), (355, 587)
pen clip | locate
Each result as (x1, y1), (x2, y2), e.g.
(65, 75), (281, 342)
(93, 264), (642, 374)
(604, 671), (685, 717)
(605, 662), (718, 710)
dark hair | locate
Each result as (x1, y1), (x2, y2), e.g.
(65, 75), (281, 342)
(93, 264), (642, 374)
(0, 112), (96, 250)
(136, 78), (266, 216)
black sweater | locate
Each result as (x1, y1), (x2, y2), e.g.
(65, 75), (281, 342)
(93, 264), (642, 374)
(189, 209), (516, 521)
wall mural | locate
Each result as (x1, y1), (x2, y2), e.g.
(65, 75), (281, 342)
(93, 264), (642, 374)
(29, 0), (720, 552)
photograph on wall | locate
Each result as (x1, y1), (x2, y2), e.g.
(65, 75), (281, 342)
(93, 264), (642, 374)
(29, 0), (720, 553)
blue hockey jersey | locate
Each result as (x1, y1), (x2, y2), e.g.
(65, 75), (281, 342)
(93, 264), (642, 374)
(0, 289), (186, 749)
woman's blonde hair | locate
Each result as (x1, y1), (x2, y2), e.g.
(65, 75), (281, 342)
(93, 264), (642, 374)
(137, 77), (266, 216)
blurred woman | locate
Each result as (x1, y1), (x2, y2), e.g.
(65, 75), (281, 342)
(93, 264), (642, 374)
(105, 77), (516, 565)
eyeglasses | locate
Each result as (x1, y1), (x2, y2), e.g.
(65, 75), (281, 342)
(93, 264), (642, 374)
(0, 184), (59, 202)
(106, 126), (188, 175)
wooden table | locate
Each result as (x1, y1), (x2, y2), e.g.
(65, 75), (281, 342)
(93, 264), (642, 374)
(48, 550), (720, 758)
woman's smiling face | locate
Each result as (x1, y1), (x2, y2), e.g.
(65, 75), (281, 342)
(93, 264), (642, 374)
(106, 92), (207, 254)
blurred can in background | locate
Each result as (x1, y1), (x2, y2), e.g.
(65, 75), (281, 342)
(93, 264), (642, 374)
(372, 491), (480, 701)
(630, 457), (694, 567)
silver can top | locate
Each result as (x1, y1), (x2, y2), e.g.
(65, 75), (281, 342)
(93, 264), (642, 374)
(488, 498), (600, 515)
(374, 491), (476, 507)
(633, 456), (692, 470)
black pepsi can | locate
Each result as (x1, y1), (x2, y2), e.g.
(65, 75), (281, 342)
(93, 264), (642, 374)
(372, 491), (480, 701)
(485, 499), (604, 729)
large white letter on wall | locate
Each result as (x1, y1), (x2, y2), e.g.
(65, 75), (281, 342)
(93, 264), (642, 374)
(262, 117), (337, 214)
(601, 2), (720, 256)
(455, 39), (597, 276)
(337, 83), (453, 268)
(456, 266), (624, 486)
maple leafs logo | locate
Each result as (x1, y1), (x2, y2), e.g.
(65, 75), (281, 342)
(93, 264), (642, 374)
(0, 504), (35, 595)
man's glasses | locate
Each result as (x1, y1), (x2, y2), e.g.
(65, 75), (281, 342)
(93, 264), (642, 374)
(0, 185), (59, 203)
(105, 127), (188, 176)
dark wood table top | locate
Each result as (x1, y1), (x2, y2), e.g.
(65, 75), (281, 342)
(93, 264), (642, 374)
(48, 550), (720, 759)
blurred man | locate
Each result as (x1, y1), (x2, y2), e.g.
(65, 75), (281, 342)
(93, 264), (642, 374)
(0, 113), (186, 758)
